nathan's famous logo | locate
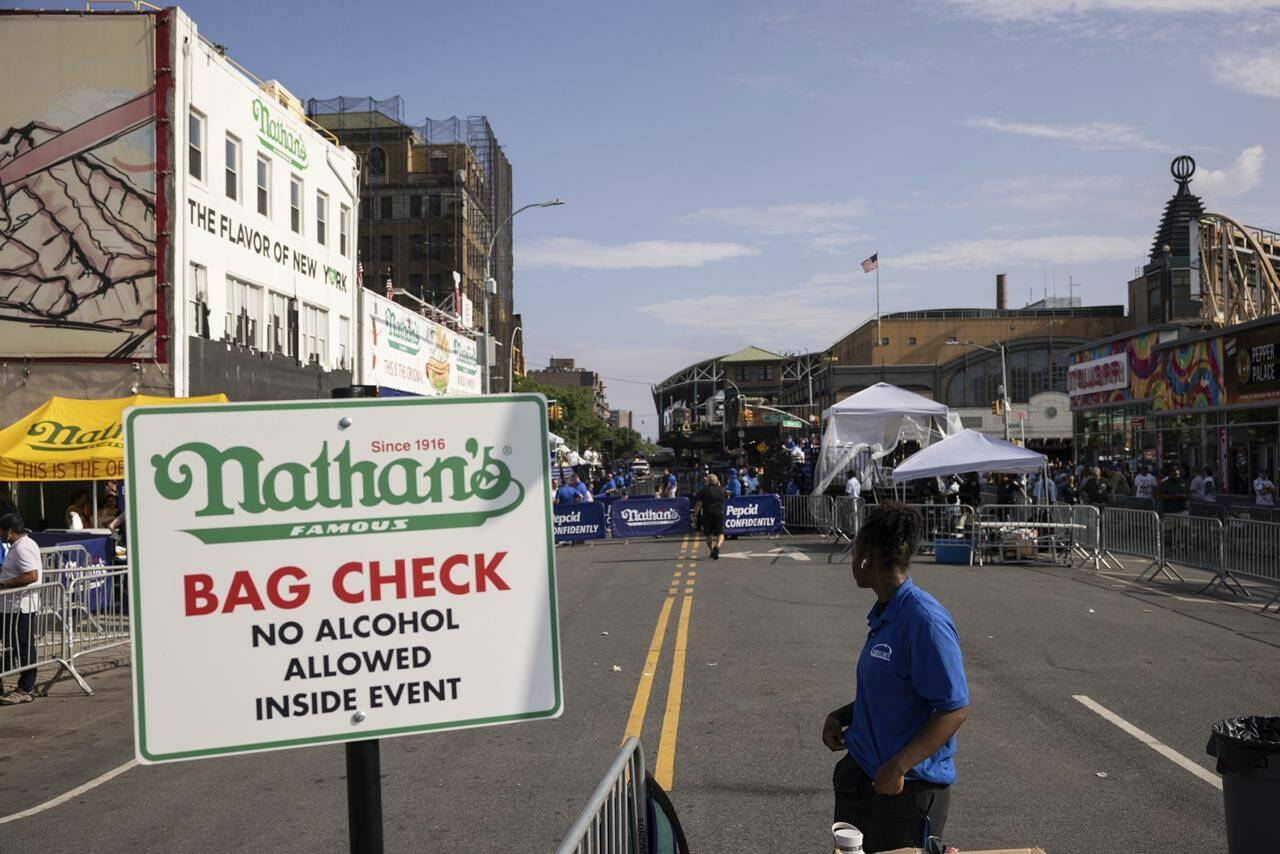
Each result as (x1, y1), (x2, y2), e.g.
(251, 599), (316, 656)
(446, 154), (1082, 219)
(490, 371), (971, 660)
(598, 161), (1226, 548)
(149, 438), (522, 544)
(383, 308), (422, 356)
(619, 506), (680, 525)
(252, 98), (308, 171)
(26, 419), (123, 453)
(427, 328), (452, 393)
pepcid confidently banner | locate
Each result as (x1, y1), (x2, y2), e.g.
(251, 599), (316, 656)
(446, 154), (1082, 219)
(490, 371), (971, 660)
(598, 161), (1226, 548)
(610, 497), (691, 539)
(553, 501), (607, 542)
(725, 494), (782, 536)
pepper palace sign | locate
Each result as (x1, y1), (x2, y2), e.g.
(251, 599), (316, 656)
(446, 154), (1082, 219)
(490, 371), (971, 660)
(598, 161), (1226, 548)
(125, 395), (561, 763)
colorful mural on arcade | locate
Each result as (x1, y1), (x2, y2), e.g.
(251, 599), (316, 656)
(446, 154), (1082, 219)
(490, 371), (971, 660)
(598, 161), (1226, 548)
(1070, 330), (1225, 412)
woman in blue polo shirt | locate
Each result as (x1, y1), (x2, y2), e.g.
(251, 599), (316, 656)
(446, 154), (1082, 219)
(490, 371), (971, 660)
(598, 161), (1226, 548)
(822, 503), (969, 852)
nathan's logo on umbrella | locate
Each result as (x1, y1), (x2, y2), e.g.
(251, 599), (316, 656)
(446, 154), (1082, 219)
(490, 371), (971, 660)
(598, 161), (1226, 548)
(149, 438), (523, 544)
(26, 419), (124, 452)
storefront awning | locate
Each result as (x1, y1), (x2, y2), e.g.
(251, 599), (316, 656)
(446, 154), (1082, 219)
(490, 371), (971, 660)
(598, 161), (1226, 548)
(0, 394), (227, 481)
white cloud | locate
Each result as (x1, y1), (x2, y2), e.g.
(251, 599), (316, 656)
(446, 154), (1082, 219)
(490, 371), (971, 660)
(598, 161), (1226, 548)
(1210, 50), (1280, 98)
(892, 235), (1147, 269)
(967, 117), (1171, 152)
(1194, 146), (1265, 197)
(517, 238), (758, 270)
(635, 271), (885, 344)
(948, 0), (1280, 21)
(683, 200), (869, 235)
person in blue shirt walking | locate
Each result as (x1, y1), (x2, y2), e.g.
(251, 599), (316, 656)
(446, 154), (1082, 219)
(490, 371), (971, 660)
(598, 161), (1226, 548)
(821, 503), (969, 852)
(725, 468), (743, 497)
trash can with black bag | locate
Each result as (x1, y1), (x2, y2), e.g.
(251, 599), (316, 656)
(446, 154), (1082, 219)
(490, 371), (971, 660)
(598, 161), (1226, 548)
(1206, 715), (1280, 854)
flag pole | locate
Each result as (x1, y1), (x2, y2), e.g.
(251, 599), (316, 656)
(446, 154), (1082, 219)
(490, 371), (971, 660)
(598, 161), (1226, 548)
(875, 250), (882, 371)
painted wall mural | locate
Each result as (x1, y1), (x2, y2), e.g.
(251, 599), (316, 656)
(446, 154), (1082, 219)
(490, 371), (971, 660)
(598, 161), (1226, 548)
(0, 14), (158, 358)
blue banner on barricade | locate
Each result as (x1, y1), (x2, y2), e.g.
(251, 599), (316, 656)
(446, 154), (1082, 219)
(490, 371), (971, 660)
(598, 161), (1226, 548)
(725, 494), (783, 536)
(553, 501), (608, 542)
(610, 497), (692, 539)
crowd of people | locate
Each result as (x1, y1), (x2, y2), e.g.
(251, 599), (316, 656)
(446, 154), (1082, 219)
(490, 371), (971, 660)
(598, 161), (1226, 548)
(901, 459), (1277, 515)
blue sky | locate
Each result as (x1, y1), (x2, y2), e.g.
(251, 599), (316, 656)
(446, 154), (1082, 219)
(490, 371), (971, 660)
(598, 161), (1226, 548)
(36, 0), (1280, 436)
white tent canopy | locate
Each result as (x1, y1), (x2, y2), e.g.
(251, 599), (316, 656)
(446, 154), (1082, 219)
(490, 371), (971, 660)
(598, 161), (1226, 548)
(892, 429), (1047, 483)
(813, 383), (958, 494)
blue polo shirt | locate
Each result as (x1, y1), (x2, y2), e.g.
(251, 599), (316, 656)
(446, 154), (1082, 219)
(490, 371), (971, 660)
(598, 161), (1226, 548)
(554, 485), (579, 504)
(845, 578), (968, 785)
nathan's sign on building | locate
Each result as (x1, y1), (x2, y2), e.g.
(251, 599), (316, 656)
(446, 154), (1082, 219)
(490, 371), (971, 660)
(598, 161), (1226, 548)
(359, 290), (480, 397)
(1067, 354), (1129, 397)
(125, 396), (560, 763)
(252, 98), (309, 170)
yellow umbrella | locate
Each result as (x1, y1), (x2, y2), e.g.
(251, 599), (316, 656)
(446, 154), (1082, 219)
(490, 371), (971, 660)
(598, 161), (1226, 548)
(0, 394), (227, 482)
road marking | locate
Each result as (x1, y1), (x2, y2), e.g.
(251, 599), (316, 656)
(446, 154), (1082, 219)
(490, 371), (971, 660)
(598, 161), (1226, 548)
(655, 592), (694, 790)
(0, 759), (138, 825)
(1073, 695), (1221, 791)
(623, 595), (676, 741)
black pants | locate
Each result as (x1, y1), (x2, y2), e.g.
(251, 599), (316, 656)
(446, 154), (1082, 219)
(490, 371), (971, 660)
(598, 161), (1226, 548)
(833, 754), (951, 853)
(1, 612), (36, 693)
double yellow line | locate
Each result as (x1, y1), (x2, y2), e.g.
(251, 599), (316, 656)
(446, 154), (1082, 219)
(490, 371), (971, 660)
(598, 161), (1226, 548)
(623, 534), (697, 790)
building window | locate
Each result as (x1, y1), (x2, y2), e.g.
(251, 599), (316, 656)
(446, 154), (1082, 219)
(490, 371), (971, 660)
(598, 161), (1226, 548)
(224, 134), (240, 200)
(411, 234), (425, 261)
(266, 292), (295, 357)
(379, 234), (393, 263)
(256, 155), (271, 216)
(380, 196), (392, 219)
(188, 109), (205, 180)
(735, 366), (747, 381)
(880, 337), (890, 346)
(429, 193), (442, 216)
(316, 191), (328, 246)
(757, 365), (774, 382)
(410, 273), (424, 293)
(290, 175), (303, 234)
(368, 146), (386, 176)
(338, 315), (351, 366)
(908, 337), (917, 346)
(225, 276), (261, 348)
(187, 263), (208, 338)
(340, 204), (351, 256)
(302, 303), (328, 364)
(410, 195), (422, 218)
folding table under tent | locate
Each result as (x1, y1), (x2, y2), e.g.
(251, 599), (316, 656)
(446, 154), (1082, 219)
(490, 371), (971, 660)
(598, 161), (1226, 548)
(812, 382), (958, 495)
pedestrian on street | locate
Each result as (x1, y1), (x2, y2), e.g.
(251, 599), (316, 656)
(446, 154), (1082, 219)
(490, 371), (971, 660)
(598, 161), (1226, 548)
(1156, 465), (1188, 514)
(663, 467), (678, 498)
(691, 473), (726, 560)
(0, 513), (43, 705)
(1254, 469), (1276, 507)
(845, 470), (862, 500)
(822, 503), (969, 852)
(726, 468), (743, 498)
(742, 467), (760, 495)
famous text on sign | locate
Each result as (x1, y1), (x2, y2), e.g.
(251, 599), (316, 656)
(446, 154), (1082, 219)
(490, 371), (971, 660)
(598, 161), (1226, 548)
(125, 395), (561, 763)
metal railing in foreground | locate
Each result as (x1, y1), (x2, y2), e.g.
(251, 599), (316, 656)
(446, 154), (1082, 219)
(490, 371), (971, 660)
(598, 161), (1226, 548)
(1100, 507), (1166, 579)
(556, 737), (647, 854)
(1223, 518), (1280, 611)
(40, 544), (94, 572)
(0, 570), (129, 697)
(779, 494), (835, 536)
(1159, 514), (1237, 596)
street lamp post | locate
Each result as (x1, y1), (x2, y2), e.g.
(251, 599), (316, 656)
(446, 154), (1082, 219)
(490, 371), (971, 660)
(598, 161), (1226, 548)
(947, 338), (1011, 441)
(483, 198), (566, 393)
(720, 377), (743, 455)
(507, 325), (523, 393)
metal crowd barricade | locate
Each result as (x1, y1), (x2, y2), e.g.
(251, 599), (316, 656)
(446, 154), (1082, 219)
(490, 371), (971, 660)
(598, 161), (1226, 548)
(1100, 507), (1164, 578)
(58, 568), (129, 694)
(779, 495), (835, 536)
(556, 737), (648, 854)
(0, 582), (67, 693)
(976, 504), (1094, 568)
(1159, 514), (1233, 594)
(40, 544), (93, 572)
(1222, 518), (1280, 610)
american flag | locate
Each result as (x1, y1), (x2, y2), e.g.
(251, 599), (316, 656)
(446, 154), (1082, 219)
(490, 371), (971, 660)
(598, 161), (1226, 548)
(861, 253), (878, 274)
(357, 258), (364, 283)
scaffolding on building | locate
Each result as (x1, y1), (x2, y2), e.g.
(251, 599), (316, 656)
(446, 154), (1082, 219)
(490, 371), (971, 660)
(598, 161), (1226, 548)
(1194, 213), (1280, 327)
(305, 96), (516, 388)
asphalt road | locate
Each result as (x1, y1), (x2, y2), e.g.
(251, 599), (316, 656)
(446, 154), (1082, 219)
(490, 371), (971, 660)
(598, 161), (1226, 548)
(1, 533), (1275, 852)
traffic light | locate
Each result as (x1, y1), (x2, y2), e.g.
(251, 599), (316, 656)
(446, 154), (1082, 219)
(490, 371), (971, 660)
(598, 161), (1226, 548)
(991, 399), (1003, 416)
(742, 406), (754, 425)
(548, 403), (565, 422)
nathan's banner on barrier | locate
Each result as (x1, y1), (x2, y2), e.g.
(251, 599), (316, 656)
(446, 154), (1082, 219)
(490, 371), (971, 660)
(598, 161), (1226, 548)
(610, 497), (691, 538)
(725, 494), (783, 536)
(124, 395), (561, 764)
(553, 501), (607, 541)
